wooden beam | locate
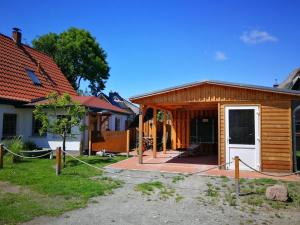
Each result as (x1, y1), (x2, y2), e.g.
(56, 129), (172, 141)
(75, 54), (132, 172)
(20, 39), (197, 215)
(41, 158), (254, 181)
(138, 105), (144, 164)
(163, 110), (167, 154)
(152, 107), (157, 158)
(172, 111), (177, 149)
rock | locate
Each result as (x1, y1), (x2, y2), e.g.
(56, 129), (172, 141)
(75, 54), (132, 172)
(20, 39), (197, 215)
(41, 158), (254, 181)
(265, 185), (288, 202)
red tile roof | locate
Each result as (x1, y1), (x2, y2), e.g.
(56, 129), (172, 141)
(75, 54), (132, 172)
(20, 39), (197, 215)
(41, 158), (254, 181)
(73, 96), (130, 114)
(0, 33), (76, 102)
(27, 96), (130, 114)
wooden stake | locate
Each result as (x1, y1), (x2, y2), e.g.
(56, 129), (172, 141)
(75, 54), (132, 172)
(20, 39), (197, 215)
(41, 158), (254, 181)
(0, 144), (4, 169)
(234, 156), (240, 198)
(126, 129), (130, 157)
(56, 147), (62, 176)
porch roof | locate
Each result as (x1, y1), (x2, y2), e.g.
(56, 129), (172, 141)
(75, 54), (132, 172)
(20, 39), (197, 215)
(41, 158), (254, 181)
(130, 80), (300, 102)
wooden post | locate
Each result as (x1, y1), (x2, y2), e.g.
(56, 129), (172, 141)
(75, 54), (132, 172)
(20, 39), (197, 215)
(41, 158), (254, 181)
(163, 110), (167, 154)
(138, 108), (143, 164)
(126, 129), (130, 157)
(152, 107), (157, 158)
(0, 144), (4, 169)
(234, 156), (240, 198)
(56, 147), (62, 175)
(170, 111), (176, 150)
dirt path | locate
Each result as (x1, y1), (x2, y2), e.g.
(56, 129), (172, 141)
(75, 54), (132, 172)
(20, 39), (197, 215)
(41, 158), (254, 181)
(23, 170), (300, 225)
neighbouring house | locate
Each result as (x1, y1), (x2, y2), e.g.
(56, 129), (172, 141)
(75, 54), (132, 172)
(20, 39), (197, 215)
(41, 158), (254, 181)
(0, 28), (130, 153)
(277, 67), (300, 171)
(99, 91), (139, 128)
(130, 80), (300, 173)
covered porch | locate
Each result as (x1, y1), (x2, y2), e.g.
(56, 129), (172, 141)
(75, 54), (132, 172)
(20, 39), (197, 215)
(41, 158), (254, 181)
(137, 103), (220, 166)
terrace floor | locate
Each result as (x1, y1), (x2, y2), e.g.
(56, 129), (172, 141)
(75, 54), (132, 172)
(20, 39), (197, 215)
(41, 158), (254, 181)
(106, 150), (300, 181)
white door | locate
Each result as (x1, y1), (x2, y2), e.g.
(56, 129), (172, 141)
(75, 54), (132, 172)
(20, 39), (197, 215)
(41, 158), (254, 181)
(225, 106), (260, 171)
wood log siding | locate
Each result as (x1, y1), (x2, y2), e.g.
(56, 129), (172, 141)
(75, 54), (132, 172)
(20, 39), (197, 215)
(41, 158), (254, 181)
(172, 109), (217, 149)
(133, 84), (292, 105)
(219, 101), (292, 172)
(132, 83), (300, 172)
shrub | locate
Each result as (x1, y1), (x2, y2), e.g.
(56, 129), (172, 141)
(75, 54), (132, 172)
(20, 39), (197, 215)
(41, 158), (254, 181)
(5, 137), (24, 163)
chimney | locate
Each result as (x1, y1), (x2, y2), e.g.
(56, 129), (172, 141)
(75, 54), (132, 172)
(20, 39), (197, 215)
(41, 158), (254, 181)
(273, 79), (279, 88)
(12, 27), (22, 45)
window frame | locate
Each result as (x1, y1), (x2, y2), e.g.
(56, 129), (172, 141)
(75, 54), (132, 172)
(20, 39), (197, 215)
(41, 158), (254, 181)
(2, 113), (17, 139)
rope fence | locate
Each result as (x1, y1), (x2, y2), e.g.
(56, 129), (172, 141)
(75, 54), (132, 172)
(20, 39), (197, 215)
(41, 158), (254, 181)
(1, 143), (300, 197)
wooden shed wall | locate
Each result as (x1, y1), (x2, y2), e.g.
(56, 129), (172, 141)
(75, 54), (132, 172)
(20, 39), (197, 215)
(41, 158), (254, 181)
(133, 84), (292, 106)
(134, 83), (298, 172)
(219, 100), (292, 172)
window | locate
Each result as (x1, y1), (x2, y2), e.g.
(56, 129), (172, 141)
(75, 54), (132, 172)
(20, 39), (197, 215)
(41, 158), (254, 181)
(25, 68), (41, 85)
(2, 114), (17, 138)
(32, 115), (45, 136)
(229, 109), (255, 145)
(115, 117), (120, 131)
(57, 115), (71, 134)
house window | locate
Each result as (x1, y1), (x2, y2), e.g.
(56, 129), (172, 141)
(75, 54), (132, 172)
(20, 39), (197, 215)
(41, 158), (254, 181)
(2, 114), (17, 139)
(32, 115), (45, 136)
(57, 115), (71, 134)
(190, 118), (216, 144)
(115, 117), (121, 131)
(25, 68), (41, 85)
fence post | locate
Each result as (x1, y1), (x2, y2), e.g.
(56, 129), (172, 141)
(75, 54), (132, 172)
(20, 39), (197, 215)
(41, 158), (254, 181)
(126, 130), (130, 157)
(56, 147), (62, 175)
(0, 144), (4, 169)
(234, 156), (240, 198)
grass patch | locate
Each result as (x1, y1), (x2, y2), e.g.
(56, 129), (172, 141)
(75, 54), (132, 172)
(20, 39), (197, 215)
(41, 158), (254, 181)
(0, 155), (126, 224)
(135, 181), (176, 200)
(205, 182), (219, 198)
(135, 181), (164, 195)
(172, 175), (185, 183)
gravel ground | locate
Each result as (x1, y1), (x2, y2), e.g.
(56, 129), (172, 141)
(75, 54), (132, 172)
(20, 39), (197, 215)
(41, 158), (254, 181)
(24, 170), (300, 225)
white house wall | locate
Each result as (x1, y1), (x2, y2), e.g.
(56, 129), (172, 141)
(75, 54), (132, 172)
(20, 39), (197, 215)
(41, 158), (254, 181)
(0, 104), (82, 151)
(109, 114), (128, 131)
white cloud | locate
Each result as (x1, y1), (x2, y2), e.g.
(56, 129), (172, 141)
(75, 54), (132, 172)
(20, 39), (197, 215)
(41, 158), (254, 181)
(214, 51), (227, 61)
(240, 30), (278, 44)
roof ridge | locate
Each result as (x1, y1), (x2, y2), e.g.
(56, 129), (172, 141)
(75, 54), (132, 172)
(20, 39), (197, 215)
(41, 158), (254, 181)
(0, 33), (54, 59)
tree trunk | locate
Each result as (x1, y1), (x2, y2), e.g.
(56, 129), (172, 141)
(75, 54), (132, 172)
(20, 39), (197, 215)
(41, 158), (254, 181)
(63, 132), (66, 167)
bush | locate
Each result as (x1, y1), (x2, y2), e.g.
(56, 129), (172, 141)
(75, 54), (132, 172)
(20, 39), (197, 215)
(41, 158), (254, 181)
(5, 137), (24, 163)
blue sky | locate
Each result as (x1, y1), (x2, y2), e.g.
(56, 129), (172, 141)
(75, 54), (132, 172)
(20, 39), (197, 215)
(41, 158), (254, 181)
(1, 0), (300, 99)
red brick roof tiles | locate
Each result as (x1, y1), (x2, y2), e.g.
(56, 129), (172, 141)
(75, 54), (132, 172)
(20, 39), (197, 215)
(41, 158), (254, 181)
(0, 33), (76, 102)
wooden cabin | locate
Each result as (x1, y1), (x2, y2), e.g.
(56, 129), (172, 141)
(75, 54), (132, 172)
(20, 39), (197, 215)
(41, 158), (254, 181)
(130, 80), (300, 172)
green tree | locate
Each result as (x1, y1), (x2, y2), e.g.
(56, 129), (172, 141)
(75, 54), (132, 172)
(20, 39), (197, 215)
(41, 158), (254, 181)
(33, 92), (86, 165)
(32, 28), (110, 96)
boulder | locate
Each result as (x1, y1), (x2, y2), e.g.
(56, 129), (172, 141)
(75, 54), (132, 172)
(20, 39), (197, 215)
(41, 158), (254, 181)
(265, 185), (288, 202)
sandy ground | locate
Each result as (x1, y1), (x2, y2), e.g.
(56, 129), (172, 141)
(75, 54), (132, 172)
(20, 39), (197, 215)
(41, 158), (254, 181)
(23, 170), (300, 225)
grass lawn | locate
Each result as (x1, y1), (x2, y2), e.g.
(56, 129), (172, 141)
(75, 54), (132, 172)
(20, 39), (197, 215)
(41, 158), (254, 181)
(0, 155), (126, 225)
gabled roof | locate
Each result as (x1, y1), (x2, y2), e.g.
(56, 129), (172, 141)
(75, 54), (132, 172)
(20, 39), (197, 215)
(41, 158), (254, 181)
(0, 33), (76, 103)
(102, 91), (139, 115)
(130, 79), (300, 101)
(26, 96), (130, 114)
(73, 96), (130, 114)
(278, 68), (300, 89)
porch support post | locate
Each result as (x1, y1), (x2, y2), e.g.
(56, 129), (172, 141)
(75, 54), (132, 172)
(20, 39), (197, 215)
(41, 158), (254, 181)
(163, 110), (167, 154)
(152, 107), (157, 158)
(138, 105), (144, 164)
(170, 111), (176, 149)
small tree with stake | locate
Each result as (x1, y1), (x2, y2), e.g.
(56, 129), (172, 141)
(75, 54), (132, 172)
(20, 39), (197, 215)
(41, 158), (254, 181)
(33, 92), (86, 166)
